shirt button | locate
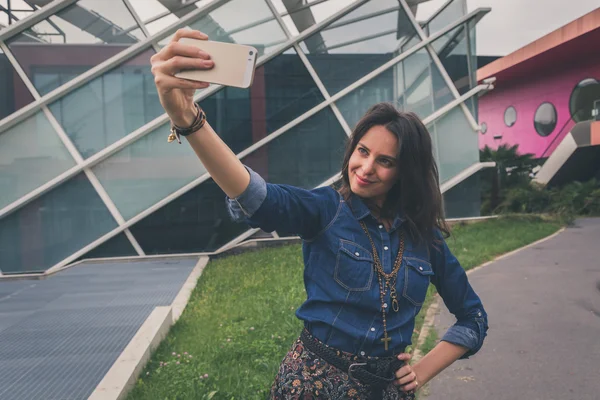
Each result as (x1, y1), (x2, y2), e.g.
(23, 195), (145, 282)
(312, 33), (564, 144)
(384, 246), (389, 250)
(477, 312), (482, 317)
(383, 303), (388, 309)
(419, 266), (423, 271)
(355, 252), (360, 257)
(378, 225), (383, 229)
(360, 351), (365, 356)
(371, 327), (376, 332)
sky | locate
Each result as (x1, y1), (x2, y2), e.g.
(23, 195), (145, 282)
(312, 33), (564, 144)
(418, 0), (600, 56)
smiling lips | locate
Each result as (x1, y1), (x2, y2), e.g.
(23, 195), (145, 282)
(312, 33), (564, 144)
(355, 173), (374, 186)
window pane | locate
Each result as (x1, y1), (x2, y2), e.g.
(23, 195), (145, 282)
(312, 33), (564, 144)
(427, 105), (478, 183)
(0, 173), (118, 274)
(48, 49), (163, 159)
(0, 111), (76, 210)
(183, 0), (286, 57)
(336, 50), (453, 129)
(301, 0), (419, 95)
(569, 78), (600, 123)
(129, 178), (249, 254)
(128, 0), (213, 35)
(534, 102), (557, 137)
(271, 0), (355, 36)
(243, 107), (347, 189)
(0, 48), (35, 120)
(75, 232), (137, 261)
(426, 0), (466, 37)
(432, 24), (472, 97)
(443, 169), (482, 218)
(7, 0), (146, 95)
(93, 48), (323, 220)
(129, 107), (347, 254)
(0, 0), (41, 29)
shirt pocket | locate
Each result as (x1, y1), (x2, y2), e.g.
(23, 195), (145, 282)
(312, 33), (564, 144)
(334, 239), (374, 292)
(402, 257), (434, 306)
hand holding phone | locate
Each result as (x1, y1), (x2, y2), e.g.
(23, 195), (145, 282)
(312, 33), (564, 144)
(175, 38), (258, 89)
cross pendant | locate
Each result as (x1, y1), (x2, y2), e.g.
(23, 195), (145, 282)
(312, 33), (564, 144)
(381, 332), (391, 351)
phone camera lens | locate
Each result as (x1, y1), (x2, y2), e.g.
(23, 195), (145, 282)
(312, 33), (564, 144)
(249, 50), (254, 56)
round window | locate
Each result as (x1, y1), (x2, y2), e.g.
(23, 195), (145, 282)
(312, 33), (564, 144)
(534, 102), (557, 137)
(480, 122), (487, 134)
(569, 78), (600, 122)
(504, 106), (517, 127)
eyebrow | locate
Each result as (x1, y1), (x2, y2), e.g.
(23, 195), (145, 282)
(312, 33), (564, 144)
(358, 142), (397, 161)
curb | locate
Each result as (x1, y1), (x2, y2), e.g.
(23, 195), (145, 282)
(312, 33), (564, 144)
(88, 256), (209, 400)
(411, 226), (566, 361)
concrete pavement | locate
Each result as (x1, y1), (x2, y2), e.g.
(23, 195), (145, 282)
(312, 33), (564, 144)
(426, 218), (600, 400)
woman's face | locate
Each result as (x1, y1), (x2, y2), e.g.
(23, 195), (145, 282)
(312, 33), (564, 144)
(348, 125), (399, 208)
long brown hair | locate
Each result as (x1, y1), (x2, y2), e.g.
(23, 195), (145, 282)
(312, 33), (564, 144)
(337, 102), (450, 244)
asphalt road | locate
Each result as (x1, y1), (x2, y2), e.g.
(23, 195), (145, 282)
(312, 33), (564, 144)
(426, 218), (600, 400)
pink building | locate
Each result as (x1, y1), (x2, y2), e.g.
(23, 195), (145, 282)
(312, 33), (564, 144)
(477, 8), (600, 158)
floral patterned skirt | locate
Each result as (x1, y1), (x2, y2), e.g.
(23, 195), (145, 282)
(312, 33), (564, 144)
(269, 332), (415, 400)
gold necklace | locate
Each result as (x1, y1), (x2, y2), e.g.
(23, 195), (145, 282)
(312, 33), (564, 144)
(359, 221), (405, 351)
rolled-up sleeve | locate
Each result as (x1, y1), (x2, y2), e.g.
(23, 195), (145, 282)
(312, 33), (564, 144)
(430, 232), (489, 359)
(225, 166), (339, 240)
(226, 166), (268, 221)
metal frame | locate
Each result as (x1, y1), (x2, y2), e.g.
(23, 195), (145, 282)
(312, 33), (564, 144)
(121, 0), (162, 54)
(0, 0), (77, 42)
(1, 0), (493, 274)
(1, 5), (489, 223)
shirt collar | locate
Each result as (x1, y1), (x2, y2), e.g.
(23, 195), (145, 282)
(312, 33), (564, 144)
(348, 194), (405, 232)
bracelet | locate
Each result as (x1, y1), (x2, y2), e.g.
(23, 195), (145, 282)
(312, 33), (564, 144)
(167, 103), (207, 144)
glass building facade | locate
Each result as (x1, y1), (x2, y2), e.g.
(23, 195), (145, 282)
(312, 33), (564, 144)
(0, 0), (491, 275)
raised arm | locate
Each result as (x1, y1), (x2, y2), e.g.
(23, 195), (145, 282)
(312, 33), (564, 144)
(150, 29), (249, 199)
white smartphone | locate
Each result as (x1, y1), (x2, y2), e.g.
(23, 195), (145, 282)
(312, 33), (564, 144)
(174, 38), (258, 89)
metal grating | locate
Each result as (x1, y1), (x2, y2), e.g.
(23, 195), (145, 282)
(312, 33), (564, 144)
(0, 257), (199, 400)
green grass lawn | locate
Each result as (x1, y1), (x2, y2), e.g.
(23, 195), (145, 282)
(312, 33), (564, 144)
(127, 215), (562, 400)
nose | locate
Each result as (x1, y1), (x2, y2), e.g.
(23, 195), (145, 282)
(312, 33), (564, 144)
(362, 157), (376, 175)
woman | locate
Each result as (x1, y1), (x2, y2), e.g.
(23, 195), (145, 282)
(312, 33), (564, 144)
(151, 29), (488, 400)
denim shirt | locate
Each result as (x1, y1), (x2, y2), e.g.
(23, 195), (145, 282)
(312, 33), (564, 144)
(227, 167), (489, 358)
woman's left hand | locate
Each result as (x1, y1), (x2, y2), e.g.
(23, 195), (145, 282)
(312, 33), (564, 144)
(394, 353), (420, 393)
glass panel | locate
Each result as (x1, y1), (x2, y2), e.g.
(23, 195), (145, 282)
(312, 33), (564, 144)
(432, 23), (473, 98)
(426, 0), (466, 37)
(92, 121), (207, 221)
(0, 0), (40, 30)
(0, 173), (118, 274)
(301, 0), (419, 95)
(129, 177), (249, 254)
(129, 107), (347, 254)
(243, 107), (347, 189)
(270, 0), (354, 36)
(174, 0), (287, 57)
(48, 49), (163, 159)
(128, 0), (213, 35)
(76, 232), (137, 261)
(7, 0), (146, 95)
(0, 47), (35, 120)
(0, 111), (76, 210)
(427, 105), (478, 183)
(94, 49), (324, 220)
(443, 169), (482, 218)
(336, 49), (454, 129)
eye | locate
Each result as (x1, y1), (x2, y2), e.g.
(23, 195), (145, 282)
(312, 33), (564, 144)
(357, 147), (368, 155)
(379, 158), (393, 167)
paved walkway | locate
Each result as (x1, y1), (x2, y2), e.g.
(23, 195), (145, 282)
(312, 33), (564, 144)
(427, 218), (600, 400)
(0, 257), (200, 400)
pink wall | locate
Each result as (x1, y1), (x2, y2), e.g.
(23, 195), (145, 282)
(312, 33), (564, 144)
(478, 57), (600, 158)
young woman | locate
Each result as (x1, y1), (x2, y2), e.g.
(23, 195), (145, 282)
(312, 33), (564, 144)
(151, 29), (488, 400)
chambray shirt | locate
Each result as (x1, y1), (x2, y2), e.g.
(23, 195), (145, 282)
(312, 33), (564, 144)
(227, 167), (489, 358)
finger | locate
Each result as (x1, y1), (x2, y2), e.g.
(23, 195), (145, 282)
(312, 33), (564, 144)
(162, 42), (212, 61)
(395, 371), (417, 386)
(172, 28), (208, 44)
(394, 365), (412, 379)
(162, 56), (214, 76)
(399, 380), (418, 393)
(397, 353), (411, 362)
(154, 74), (210, 92)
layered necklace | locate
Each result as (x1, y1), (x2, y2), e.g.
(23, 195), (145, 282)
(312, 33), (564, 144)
(359, 220), (405, 351)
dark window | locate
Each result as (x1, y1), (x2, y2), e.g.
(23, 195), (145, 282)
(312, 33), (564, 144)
(534, 102), (557, 137)
(480, 122), (487, 134)
(569, 78), (600, 123)
(504, 106), (517, 127)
